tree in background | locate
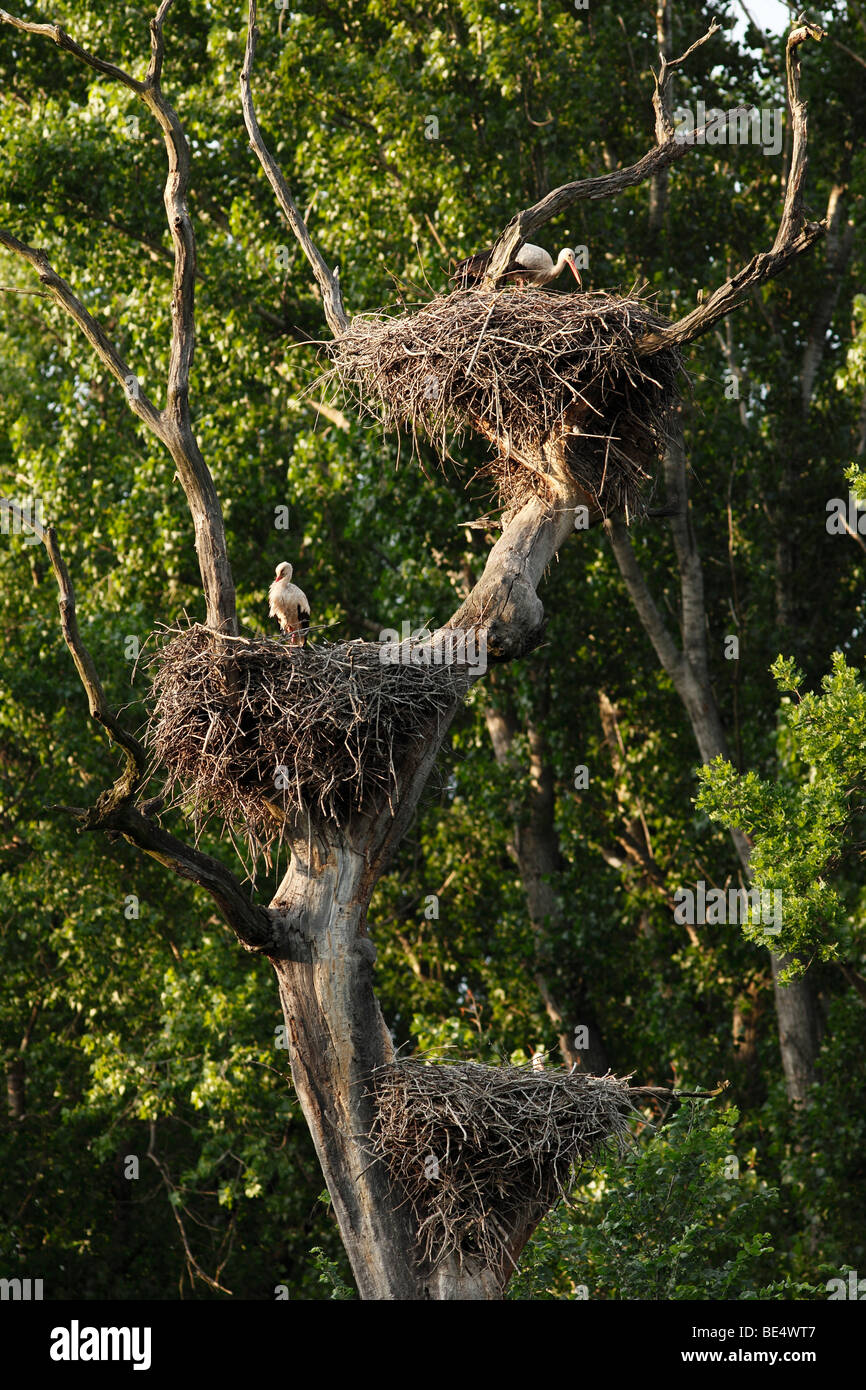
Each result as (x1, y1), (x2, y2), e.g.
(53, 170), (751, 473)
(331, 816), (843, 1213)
(1, 0), (863, 1299)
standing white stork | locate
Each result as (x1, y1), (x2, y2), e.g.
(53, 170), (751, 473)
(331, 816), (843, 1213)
(452, 243), (582, 289)
(268, 562), (310, 646)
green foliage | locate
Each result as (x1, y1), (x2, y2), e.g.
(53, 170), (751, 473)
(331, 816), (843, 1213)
(697, 654), (866, 979)
(510, 1104), (822, 1301)
(1, 0), (865, 1300)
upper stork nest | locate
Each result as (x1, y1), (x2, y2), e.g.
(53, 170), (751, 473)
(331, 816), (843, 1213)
(324, 287), (683, 519)
(145, 623), (468, 855)
(369, 1059), (638, 1273)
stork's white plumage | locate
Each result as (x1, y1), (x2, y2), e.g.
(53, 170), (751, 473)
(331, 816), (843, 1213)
(452, 243), (582, 289)
(269, 561), (310, 646)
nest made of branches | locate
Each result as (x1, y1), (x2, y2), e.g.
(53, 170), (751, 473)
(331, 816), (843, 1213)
(145, 623), (468, 852)
(324, 287), (683, 519)
(369, 1059), (638, 1273)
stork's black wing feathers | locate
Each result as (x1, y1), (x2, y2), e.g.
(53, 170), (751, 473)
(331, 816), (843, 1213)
(451, 247), (527, 288)
(451, 248), (493, 286)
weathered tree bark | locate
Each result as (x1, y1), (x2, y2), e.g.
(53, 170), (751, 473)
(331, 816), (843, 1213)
(0, 3), (237, 635)
(263, 478), (590, 1294)
(647, 0), (674, 240)
(268, 831), (505, 1299)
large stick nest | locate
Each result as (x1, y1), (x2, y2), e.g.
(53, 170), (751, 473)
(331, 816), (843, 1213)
(324, 288), (683, 519)
(144, 624), (467, 851)
(369, 1060), (638, 1273)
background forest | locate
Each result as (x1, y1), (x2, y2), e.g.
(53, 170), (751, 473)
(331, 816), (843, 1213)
(1, 0), (864, 1300)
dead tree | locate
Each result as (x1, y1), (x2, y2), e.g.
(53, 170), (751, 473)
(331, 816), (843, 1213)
(0, 1), (825, 1298)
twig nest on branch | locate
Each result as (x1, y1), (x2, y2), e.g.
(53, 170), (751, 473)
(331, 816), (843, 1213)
(325, 288), (683, 519)
(369, 1059), (637, 1273)
(145, 624), (471, 849)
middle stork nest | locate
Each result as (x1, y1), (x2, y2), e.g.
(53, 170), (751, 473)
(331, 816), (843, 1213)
(145, 624), (468, 852)
(325, 287), (683, 519)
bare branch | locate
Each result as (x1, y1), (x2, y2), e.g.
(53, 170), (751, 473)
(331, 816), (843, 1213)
(652, 15), (721, 143)
(0, 228), (162, 433)
(99, 804), (295, 956)
(775, 23), (825, 252)
(0, 7), (143, 92)
(484, 130), (719, 284)
(46, 539), (148, 797)
(1, 497), (290, 954)
(658, 16), (721, 80)
(637, 22), (827, 355)
(240, 0), (349, 337)
(0, 498), (145, 795)
(138, 5), (196, 430)
(0, 5), (237, 633)
(146, 0), (174, 87)
(0, 285), (50, 297)
(485, 21), (723, 281)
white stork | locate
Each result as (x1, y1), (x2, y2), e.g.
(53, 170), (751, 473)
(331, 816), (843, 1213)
(452, 243), (582, 290)
(268, 562), (310, 647)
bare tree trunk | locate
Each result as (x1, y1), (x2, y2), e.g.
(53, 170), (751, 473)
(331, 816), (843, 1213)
(268, 832), (502, 1298)
(1, 0), (829, 1296)
(605, 416), (822, 1105)
(648, 0), (673, 239)
(485, 666), (610, 1074)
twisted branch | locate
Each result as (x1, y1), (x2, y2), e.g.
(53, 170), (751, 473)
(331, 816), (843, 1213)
(240, 0), (348, 336)
(636, 22), (827, 354)
(0, 2), (237, 633)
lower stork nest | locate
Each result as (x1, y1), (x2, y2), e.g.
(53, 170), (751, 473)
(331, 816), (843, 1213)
(145, 624), (466, 850)
(325, 287), (683, 519)
(369, 1060), (638, 1272)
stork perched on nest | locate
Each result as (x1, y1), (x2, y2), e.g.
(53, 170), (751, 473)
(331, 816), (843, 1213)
(452, 242), (582, 290)
(268, 561), (310, 646)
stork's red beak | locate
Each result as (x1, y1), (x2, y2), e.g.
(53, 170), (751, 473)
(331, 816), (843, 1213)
(568, 261), (582, 286)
